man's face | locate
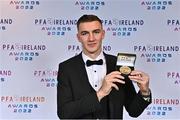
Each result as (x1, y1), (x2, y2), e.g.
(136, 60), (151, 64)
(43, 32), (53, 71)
(77, 21), (105, 57)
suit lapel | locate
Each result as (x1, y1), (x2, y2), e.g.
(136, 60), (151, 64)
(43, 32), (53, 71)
(75, 53), (95, 92)
(104, 53), (116, 74)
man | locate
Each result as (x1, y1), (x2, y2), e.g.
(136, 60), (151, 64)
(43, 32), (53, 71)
(57, 14), (151, 119)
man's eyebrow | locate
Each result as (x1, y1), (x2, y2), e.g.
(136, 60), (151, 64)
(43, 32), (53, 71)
(93, 29), (101, 31)
(80, 29), (101, 33)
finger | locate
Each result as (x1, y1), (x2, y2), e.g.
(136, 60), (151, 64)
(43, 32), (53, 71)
(109, 71), (122, 76)
(131, 70), (149, 78)
(130, 70), (144, 76)
(111, 71), (121, 74)
(128, 75), (143, 80)
(106, 74), (124, 82)
(131, 70), (142, 74)
(110, 78), (125, 84)
(111, 83), (119, 90)
(130, 78), (144, 84)
(113, 74), (124, 80)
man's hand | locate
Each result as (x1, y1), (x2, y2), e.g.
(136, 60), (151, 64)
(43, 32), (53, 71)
(128, 70), (150, 96)
(96, 71), (125, 101)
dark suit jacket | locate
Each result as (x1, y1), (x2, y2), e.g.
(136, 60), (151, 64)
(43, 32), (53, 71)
(57, 52), (151, 119)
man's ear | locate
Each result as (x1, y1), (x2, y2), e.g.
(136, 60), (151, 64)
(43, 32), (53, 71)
(102, 30), (105, 40)
(76, 33), (81, 42)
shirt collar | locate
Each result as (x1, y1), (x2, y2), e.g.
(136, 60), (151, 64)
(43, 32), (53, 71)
(82, 51), (105, 65)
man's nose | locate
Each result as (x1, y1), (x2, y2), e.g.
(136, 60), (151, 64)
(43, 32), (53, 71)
(89, 33), (95, 41)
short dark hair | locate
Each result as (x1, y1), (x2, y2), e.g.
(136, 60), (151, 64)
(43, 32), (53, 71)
(76, 14), (102, 30)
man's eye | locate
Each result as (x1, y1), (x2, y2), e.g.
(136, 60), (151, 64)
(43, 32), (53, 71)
(95, 31), (100, 34)
(94, 30), (100, 34)
(81, 32), (88, 35)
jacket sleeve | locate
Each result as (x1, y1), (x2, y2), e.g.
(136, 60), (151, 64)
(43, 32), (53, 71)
(57, 63), (101, 119)
(124, 76), (152, 117)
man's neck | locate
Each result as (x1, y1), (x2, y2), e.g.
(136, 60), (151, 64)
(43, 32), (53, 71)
(83, 50), (102, 60)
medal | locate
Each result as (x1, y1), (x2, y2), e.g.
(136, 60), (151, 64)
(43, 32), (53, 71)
(119, 66), (132, 75)
(116, 53), (136, 76)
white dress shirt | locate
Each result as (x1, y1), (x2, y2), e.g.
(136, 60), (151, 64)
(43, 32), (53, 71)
(82, 52), (107, 91)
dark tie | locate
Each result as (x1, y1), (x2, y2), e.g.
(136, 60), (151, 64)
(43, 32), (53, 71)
(86, 59), (103, 67)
